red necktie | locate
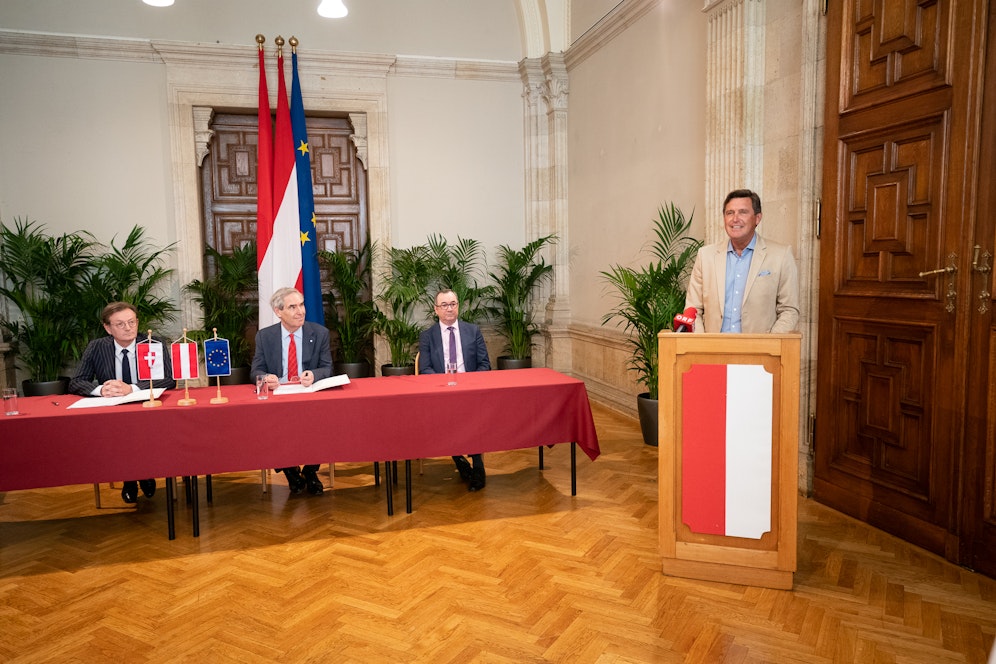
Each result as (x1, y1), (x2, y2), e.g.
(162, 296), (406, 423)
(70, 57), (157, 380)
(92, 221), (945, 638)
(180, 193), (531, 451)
(287, 335), (299, 382)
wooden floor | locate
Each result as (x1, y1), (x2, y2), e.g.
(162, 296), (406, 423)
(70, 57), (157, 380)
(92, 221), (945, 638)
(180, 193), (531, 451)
(2, 403), (994, 663)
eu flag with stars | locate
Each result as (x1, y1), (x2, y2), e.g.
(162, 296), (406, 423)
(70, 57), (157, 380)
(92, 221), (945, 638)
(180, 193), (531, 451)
(204, 338), (231, 377)
(291, 49), (325, 325)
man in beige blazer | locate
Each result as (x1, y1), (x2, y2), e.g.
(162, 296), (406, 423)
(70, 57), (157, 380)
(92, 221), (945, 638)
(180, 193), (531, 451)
(684, 189), (799, 333)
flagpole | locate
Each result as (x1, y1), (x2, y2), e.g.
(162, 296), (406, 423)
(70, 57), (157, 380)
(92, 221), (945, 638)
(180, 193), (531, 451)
(209, 328), (229, 405)
(177, 328), (197, 407)
(142, 329), (162, 408)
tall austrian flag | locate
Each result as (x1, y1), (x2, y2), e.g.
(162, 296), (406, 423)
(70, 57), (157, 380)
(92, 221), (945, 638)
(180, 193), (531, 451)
(171, 341), (200, 380)
(255, 40), (277, 327)
(680, 363), (773, 540)
(291, 49), (324, 324)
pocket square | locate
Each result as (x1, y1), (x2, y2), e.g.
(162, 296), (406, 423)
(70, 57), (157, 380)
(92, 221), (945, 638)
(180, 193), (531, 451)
(758, 270), (771, 277)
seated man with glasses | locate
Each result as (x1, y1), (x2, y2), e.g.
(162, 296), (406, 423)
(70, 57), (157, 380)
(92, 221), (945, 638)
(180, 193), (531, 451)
(69, 301), (176, 504)
(418, 289), (491, 491)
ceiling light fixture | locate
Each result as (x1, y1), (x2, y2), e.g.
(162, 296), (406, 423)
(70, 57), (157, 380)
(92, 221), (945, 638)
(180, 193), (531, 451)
(142, 0), (175, 6)
(317, 0), (348, 19)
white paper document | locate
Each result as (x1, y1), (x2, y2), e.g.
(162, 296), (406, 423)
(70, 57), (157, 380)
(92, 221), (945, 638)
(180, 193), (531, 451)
(67, 388), (167, 409)
(273, 374), (351, 395)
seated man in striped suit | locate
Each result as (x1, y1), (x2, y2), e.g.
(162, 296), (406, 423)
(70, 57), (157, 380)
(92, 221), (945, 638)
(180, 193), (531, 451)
(69, 301), (176, 503)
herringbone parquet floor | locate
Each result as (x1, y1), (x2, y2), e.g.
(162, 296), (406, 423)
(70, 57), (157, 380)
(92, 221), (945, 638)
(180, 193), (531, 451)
(1, 403), (994, 663)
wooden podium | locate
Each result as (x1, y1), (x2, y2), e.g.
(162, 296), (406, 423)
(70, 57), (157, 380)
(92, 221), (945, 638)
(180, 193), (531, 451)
(658, 333), (801, 589)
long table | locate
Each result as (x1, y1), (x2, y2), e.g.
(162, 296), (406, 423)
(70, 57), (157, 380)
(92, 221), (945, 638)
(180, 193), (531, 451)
(0, 368), (600, 537)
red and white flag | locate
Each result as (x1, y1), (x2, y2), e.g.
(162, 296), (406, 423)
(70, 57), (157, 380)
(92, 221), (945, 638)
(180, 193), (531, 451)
(136, 341), (165, 381)
(256, 45), (301, 328)
(171, 342), (199, 380)
(681, 363), (772, 539)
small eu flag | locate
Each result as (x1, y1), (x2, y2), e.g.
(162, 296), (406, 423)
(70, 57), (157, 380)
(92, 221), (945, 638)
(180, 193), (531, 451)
(204, 338), (231, 377)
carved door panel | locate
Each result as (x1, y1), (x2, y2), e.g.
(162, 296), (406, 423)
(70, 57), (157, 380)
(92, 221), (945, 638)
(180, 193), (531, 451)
(200, 113), (368, 279)
(816, 0), (993, 573)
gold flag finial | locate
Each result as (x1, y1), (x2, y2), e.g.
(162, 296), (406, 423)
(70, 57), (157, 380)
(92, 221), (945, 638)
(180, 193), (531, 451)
(289, 36), (299, 53)
(275, 35), (284, 56)
(255, 34), (265, 51)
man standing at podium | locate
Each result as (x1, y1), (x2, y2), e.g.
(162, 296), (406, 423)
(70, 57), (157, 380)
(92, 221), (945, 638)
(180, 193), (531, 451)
(685, 189), (799, 333)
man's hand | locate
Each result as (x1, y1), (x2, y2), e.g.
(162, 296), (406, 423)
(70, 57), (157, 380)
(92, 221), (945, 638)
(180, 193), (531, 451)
(100, 379), (133, 397)
(300, 370), (315, 388)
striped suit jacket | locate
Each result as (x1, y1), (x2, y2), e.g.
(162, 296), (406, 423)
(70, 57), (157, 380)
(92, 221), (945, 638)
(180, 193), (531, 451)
(69, 335), (176, 396)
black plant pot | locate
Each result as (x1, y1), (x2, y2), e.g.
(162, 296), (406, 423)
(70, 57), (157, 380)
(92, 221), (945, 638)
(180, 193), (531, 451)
(338, 361), (371, 379)
(22, 377), (70, 397)
(220, 366), (251, 385)
(496, 356), (532, 370)
(381, 364), (416, 377)
(637, 392), (659, 447)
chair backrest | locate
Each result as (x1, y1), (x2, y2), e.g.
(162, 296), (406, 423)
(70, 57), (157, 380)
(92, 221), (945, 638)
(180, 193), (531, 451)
(414, 351), (420, 376)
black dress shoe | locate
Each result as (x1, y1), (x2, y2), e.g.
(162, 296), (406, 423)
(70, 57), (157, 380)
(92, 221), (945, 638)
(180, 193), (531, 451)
(468, 467), (486, 492)
(121, 481), (139, 504)
(453, 456), (473, 483)
(281, 467), (306, 494)
(139, 479), (156, 498)
(303, 468), (324, 495)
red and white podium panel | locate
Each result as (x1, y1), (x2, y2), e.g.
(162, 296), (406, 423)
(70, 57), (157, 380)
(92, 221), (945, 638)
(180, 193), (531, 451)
(658, 333), (801, 590)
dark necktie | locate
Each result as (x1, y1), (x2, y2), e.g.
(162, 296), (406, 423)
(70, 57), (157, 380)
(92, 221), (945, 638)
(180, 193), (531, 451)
(447, 326), (457, 370)
(121, 348), (132, 384)
(287, 334), (299, 382)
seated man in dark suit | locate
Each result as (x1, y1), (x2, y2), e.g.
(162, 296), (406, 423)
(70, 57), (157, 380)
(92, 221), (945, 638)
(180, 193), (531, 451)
(69, 301), (176, 504)
(251, 287), (333, 496)
(418, 288), (491, 491)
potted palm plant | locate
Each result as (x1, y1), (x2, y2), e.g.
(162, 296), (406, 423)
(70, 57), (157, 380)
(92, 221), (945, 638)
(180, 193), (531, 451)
(487, 234), (557, 369)
(79, 225), (178, 345)
(183, 241), (258, 383)
(320, 241), (378, 378)
(0, 218), (98, 395)
(374, 244), (431, 375)
(601, 203), (702, 445)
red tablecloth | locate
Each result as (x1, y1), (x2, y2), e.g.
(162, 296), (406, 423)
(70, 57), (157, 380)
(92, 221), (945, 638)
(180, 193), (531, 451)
(0, 368), (599, 491)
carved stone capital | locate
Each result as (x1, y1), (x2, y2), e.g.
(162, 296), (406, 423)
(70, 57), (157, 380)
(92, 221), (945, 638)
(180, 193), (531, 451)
(192, 106), (214, 167)
(348, 112), (368, 170)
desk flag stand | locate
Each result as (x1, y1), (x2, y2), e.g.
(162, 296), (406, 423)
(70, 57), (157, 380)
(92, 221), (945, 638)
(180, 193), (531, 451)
(141, 329), (163, 408)
(176, 329), (197, 407)
(206, 328), (229, 405)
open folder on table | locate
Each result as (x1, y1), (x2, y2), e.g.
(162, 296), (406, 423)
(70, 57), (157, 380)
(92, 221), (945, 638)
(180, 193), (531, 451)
(67, 388), (167, 409)
(272, 374), (350, 395)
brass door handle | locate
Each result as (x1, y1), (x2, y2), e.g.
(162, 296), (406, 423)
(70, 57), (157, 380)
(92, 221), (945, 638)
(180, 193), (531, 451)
(973, 245), (991, 313)
(919, 254), (958, 313)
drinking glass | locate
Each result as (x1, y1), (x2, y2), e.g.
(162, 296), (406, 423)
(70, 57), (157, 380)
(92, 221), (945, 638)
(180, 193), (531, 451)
(446, 362), (458, 386)
(256, 375), (269, 400)
(2, 387), (19, 415)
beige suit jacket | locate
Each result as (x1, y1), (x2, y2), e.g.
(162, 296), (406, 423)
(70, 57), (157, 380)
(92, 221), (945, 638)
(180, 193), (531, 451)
(684, 234), (800, 333)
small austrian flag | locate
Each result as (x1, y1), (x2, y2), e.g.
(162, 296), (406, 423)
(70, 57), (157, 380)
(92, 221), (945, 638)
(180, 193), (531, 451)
(171, 342), (200, 380)
(136, 341), (165, 381)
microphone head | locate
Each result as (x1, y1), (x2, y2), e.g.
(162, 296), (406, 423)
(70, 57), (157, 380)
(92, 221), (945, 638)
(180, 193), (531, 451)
(673, 307), (697, 331)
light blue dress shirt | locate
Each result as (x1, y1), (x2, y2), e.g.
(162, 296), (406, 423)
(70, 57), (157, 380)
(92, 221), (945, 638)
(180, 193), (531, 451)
(721, 235), (757, 333)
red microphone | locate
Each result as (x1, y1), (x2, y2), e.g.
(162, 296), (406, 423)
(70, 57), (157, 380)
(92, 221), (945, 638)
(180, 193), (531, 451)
(673, 307), (697, 333)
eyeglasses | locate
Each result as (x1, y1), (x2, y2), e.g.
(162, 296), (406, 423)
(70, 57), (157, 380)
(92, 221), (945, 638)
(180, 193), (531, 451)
(110, 319), (138, 330)
(435, 302), (458, 309)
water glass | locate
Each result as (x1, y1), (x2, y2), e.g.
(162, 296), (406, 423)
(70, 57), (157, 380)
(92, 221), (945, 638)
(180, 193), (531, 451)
(256, 375), (269, 400)
(3, 387), (18, 415)
(446, 362), (458, 386)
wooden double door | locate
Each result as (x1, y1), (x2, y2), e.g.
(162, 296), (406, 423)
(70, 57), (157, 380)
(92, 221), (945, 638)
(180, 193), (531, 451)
(816, 0), (995, 576)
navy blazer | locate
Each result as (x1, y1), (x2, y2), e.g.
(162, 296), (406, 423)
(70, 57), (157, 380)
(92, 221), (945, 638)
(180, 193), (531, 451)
(418, 320), (491, 374)
(250, 321), (333, 383)
(69, 335), (176, 396)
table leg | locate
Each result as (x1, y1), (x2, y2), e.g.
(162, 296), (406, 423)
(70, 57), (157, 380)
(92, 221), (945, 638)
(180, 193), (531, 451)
(374, 461), (380, 486)
(165, 477), (176, 540)
(405, 460), (412, 514)
(206, 475), (213, 504)
(538, 445), (544, 470)
(571, 442), (577, 496)
(385, 462), (394, 516)
(190, 475), (200, 537)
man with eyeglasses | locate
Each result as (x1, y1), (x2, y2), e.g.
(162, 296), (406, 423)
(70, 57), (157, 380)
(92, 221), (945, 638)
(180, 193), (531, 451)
(418, 289), (491, 491)
(250, 287), (333, 496)
(69, 301), (176, 503)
